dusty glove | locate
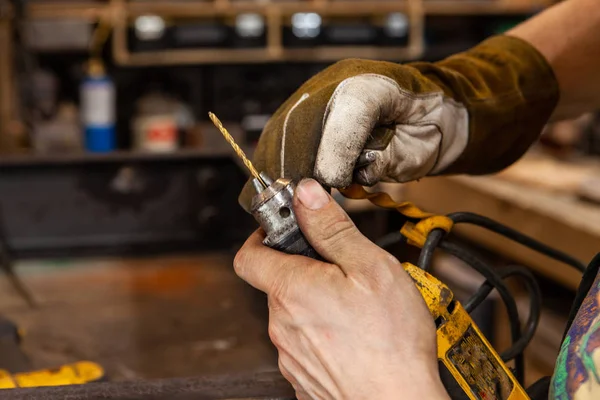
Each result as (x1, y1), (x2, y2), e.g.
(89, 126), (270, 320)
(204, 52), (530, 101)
(239, 35), (559, 211)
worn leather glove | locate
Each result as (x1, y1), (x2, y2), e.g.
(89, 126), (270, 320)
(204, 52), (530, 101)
(239, 35), (559, 211)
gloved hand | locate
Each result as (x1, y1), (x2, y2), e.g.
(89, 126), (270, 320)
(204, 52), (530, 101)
(235, 179), (449, 400)
(239, 35), (558, 210)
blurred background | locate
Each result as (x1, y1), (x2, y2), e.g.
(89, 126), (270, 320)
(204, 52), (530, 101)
(0, 0), (599, 394)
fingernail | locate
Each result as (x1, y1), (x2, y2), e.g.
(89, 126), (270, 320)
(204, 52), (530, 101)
(297, 179), (330, 210)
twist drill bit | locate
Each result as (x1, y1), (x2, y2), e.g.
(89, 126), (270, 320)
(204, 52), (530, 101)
(209, 112), (318, 259)
(208, 112), (266, 188)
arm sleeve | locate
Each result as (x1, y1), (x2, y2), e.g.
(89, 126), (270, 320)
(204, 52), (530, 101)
(409, 35), (559, 175)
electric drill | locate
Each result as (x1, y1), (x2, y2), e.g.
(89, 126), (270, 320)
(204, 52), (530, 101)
(248, 173), (528, 400)
(209, 112), (529, 400)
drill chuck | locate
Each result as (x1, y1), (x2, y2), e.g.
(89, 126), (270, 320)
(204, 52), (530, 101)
(250, 173), (319, 259)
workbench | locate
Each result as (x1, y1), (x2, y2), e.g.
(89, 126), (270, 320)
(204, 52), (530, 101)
(0, 253), (279, 383)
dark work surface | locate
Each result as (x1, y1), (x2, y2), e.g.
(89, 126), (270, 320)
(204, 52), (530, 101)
(3, 371), (295, 400)
(0, 254), (279, 391)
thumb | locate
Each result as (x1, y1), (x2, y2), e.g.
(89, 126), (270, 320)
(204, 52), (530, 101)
(293, 179), (375, 275)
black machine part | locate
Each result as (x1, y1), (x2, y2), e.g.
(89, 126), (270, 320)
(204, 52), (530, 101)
(0, 317), (31, 373)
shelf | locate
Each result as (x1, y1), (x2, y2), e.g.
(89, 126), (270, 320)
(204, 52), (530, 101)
(0, 148), (235, 167)
(24, 2), (110, 21)
(112, 0), (426, 65)
(116, 45), (422, 65)
(126, 1), (412, 17)
(0, 0), (552, 66)
(424, 0), (552, 15)
(16, 0), (552, 21)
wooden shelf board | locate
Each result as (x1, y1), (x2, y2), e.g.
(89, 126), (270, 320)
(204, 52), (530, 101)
(0, 148), (235, 167)
(424, 0), (551, 15)
(25, 2), (109, 21)
(117, 45), (419, 65)
(19, 0), (551, 21)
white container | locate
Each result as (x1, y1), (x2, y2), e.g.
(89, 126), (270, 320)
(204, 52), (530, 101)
(132, 114), (178, 153)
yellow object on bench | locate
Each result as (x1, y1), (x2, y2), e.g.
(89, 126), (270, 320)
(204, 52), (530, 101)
(0, 361), (104, 389)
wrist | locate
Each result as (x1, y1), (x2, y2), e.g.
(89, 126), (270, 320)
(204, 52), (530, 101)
(379, 365), (450, 400)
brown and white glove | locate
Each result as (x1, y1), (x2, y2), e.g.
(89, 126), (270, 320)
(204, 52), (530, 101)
(239, 35), (559, 211)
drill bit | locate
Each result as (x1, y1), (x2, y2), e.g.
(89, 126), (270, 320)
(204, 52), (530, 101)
(209, 112), (266, 187)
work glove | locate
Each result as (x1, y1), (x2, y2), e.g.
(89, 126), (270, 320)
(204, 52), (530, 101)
(239, 35), (559, 211)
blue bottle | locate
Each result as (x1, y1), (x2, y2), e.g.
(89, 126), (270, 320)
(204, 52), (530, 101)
(81, 59), (116, 153)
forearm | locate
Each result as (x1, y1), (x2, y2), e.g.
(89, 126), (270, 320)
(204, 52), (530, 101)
(508, 0), (600, 121)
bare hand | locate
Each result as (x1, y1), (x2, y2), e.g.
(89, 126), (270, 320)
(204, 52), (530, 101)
(234, 179), (449, 400)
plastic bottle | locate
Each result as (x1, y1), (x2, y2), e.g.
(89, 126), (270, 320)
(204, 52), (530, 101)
(81, 59), (116, 152)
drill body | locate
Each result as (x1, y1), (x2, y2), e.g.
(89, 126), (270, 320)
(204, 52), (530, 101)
(402, 263), (528, 400)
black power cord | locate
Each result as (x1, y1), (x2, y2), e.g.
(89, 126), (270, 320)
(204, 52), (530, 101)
(448, 212), (585, 272)
(464, 265), (542, 361)
(375, 231), (406, 249)
(418, 229), (444, 271)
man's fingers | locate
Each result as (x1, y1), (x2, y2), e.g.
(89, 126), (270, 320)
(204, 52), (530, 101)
(314, 74), (403, 188)
(235, 230), (310, 294)
(293, 178), (377, 274)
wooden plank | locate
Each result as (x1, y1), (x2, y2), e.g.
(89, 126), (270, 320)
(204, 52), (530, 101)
(403, 176), (599, 290)
(425, 0), (554, 15)
(494, 154), (600, 194)
(21, 0), (553, 21)
(114, 45), (421, 66)
(26, 2), (109, 21)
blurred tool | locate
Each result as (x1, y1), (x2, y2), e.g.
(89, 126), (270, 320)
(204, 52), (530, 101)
(210, 113), (529, 399)
(82, 12), (116, 153)
(29, 69), (58, 120)
(292, 13), (322, 39)
(0, 317), (105, 389)
(135, 15), (166, 42)
(0, 317), (30, 373)
(132, 14), (169, 52)
(81, 60), (116, 153)
(0, 210), (35, 308)
(23, 19), (91, 52)
(32, 103), (83, 154)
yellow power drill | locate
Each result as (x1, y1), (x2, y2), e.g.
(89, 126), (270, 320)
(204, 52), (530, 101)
(209, 113), (529, 400)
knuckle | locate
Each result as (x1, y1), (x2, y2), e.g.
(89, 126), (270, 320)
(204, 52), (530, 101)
(232, 249), (247, 277)
(320, 263), (343, 282)
(268, 267), (294, 303)
(351, 252), (398, 290)
(268, 322), (284, 348)
(317, 213), (360, 250)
